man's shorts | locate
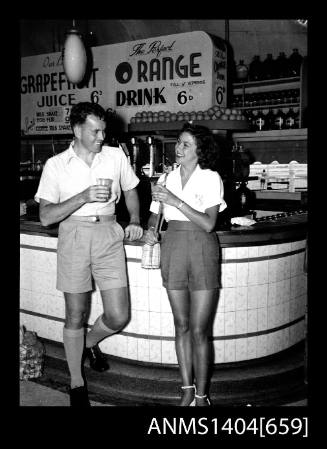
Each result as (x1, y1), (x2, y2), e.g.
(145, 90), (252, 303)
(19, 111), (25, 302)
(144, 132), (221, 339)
(160, 220), (221, 291)
(56, 216), (127, 293)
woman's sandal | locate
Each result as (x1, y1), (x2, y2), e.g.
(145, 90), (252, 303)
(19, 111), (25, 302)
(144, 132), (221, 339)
(181, 385), (196, 406)
(195, 393), (211, 406)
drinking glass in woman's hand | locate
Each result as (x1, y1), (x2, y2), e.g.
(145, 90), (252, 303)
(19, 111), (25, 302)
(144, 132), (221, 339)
(150, 181), (158, 202)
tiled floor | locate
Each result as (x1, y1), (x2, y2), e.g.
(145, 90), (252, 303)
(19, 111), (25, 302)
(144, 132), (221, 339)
(20, 380), (112, 406)
(20, 380), (307, 407)
(19, 337), (308, 407)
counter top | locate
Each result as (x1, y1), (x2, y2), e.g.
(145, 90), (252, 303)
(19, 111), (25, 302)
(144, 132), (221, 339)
(20, 212), (307, 247)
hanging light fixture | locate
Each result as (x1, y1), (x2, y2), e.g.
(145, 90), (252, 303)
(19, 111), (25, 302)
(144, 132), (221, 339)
(62, 20), (87, 84)
(295, 19), (308, 28)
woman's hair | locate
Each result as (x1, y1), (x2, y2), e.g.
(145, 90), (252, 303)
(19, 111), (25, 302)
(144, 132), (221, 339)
(69, 102), (106, 130)
(180, 123), (220, 171)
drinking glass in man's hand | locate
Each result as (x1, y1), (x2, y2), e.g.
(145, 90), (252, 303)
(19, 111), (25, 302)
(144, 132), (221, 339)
(96, 178), (113, 201)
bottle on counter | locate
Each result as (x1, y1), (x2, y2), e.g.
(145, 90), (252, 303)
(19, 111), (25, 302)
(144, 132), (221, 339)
(244, 93), (252, 108)
(248, 55), (263, 81)
(235, 59), (249, 81)
(284, 107), (297, 129)
(262, 53), (276, 80)
(232, 94), (243, 108)
(293, 88), (301, 104)
(231, 143), (252, 182)
(251, 93), (259, 108)
(288, 48), (303, 77)
(249, 110), (259, 131)
(254, 109), (267, 131)
(273, 108), (286, 130)
(284, 89), (293, 104)
(130, 137), (139, 173)
(35, 160), (43, 172)
(257, 92), (266, 107)
(275, 52), (289, 78)
(293, 107), (300, 128)
(260, 169), (268, 190)
(289, 166), (295, 192)
(264, 108), (276, 130)
(147, 136), (155, 178)
(233, 181), (256, 216)
(273, 90), (284, 106)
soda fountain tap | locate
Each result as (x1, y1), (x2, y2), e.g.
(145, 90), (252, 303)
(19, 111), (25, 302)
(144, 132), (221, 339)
(147, 136), (155, 178)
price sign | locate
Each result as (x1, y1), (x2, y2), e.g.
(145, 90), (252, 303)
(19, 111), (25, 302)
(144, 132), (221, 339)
(21, 31), (227, 134)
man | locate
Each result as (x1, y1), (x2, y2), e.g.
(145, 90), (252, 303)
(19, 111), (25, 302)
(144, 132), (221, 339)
(35, 102), (143, 407)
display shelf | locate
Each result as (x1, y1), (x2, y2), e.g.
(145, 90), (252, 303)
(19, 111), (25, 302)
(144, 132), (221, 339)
(232, 128), (307, 141)
(237, 102), (299, 111)
(254, 190), (305, 201)
(233, 76), (300, 88)
(233, 76), (300, 94)
(128, 119), (250, 133)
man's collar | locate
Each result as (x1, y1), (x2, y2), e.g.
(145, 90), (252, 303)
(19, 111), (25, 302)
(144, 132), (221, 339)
(65, 141), (104, 165)
(65, 142), (78, 163)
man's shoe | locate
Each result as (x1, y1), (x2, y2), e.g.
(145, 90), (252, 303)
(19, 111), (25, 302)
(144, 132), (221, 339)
(69, 385), (91, 407)
(84, 344), (109, 372)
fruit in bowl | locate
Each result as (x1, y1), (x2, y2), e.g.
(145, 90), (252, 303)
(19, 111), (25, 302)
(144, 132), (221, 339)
(129, 106), (247, 125)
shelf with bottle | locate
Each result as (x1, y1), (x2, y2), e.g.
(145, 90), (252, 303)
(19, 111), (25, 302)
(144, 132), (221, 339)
(232, 88), (300, 112)
(128, 119), (250, 133)
(233, 76), (300, 92)
(232, 128), (307, 142)
(233, 49), (304, 85)
(234, 89), (300, 106)
(236, 102), (299, 111)
(245, 107), (300, 132)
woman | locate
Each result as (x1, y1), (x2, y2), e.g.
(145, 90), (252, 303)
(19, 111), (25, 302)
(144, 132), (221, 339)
(144, 123), (227, 406)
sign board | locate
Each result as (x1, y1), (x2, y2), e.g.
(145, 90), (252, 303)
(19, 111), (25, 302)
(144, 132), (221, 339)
(21, 31), (227, 135)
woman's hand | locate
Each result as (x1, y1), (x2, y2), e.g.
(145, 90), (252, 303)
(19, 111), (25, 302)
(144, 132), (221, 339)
(152, 184), (179, 207)
(144, 227), (159, 245)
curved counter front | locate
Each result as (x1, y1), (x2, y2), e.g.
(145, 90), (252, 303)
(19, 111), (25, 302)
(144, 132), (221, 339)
(20, 213), (307, 366)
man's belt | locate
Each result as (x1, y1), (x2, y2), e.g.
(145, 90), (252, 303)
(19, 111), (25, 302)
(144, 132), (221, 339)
(67, 215), (116, 223)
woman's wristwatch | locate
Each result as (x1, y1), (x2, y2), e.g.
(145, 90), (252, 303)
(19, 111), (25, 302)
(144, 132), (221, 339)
(177, 200), (185, 210)
(129, 221), (141, 226)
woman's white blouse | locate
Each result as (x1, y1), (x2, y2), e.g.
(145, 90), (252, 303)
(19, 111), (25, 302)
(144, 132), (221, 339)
(150, 165), (227, 221)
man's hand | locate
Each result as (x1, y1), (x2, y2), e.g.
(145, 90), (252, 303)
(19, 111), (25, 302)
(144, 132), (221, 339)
(81, 185), (110, 202)
(124, 223), (143, 241)
(20, 201), (27, 216)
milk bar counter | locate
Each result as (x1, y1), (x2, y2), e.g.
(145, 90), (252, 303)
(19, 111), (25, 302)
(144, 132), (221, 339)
(20, 210), (307, 371)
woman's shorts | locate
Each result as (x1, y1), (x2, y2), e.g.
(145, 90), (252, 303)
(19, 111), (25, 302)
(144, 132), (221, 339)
(160, 220), (221, 291)
(56, 217), (127, 293)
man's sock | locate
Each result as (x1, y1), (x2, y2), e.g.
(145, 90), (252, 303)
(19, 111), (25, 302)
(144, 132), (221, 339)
(85, 314), (117, 348)
(63, 327), (85, 389)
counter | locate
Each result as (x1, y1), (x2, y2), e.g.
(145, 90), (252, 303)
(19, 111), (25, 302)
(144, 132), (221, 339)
(20, 212), (307, 366)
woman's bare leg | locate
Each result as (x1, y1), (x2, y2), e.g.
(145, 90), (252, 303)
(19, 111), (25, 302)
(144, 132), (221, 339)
(190, 289), (218, 406)
(167, 289), (194, 406)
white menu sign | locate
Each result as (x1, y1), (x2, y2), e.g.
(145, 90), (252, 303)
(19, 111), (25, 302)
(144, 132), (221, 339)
(21, 31), (227, 134)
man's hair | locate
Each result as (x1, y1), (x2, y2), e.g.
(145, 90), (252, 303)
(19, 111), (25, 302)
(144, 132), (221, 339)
(69, 102), (106, 130)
